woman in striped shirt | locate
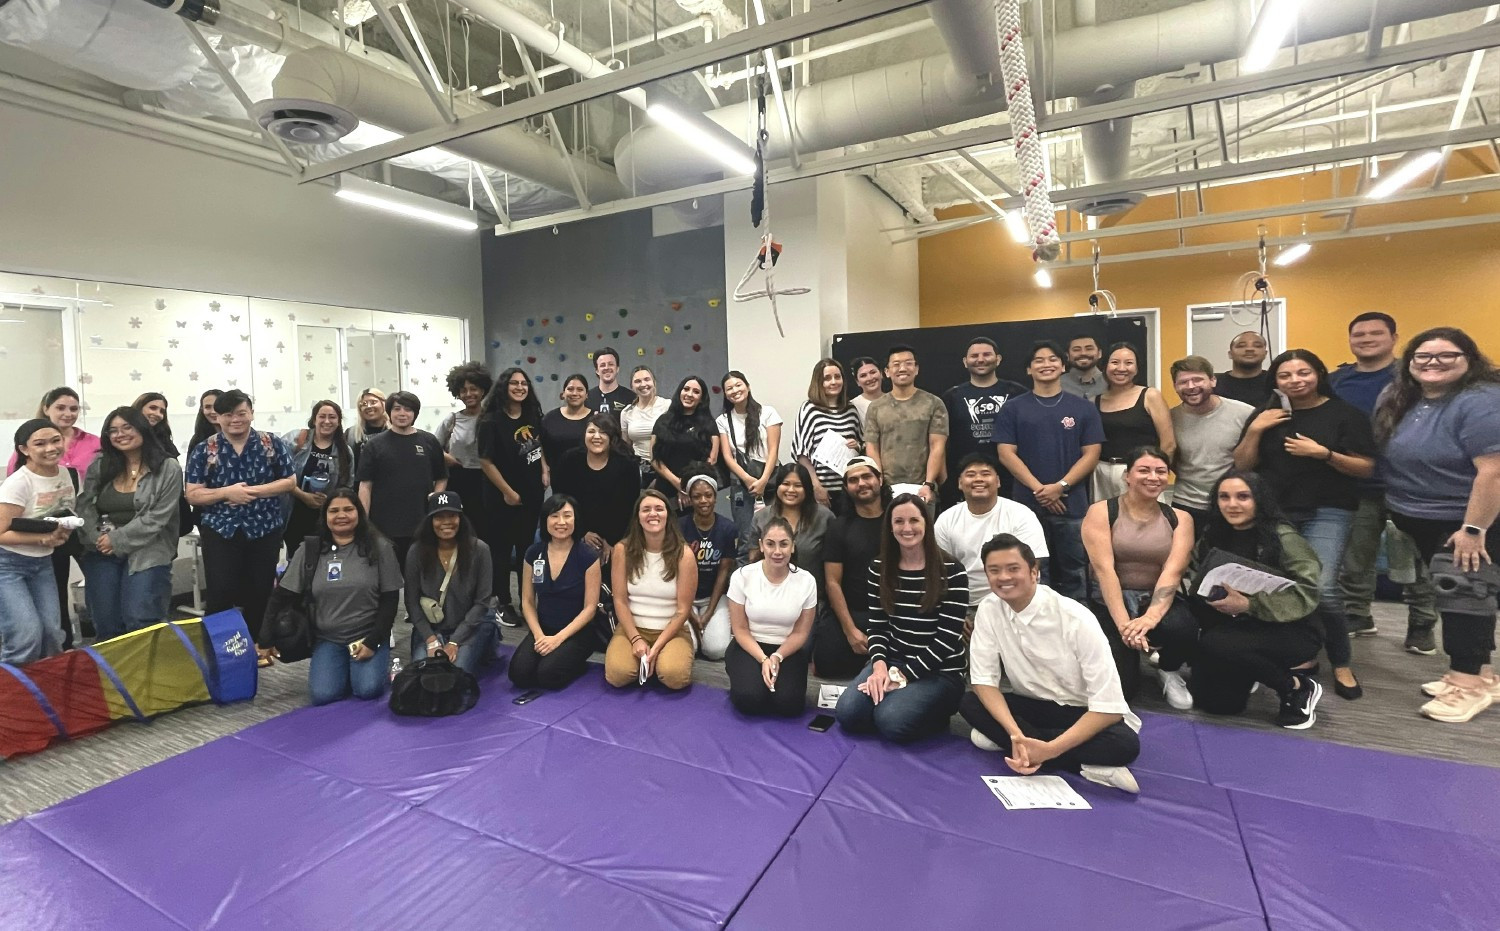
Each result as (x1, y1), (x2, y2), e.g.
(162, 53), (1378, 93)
(794, 358), (863, 515)
(835, 492), (968, 743)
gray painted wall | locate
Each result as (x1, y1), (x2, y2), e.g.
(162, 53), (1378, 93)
(481, 211), (728, 405)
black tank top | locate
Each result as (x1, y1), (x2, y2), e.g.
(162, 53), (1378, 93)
(1097, 388), (1159, 461)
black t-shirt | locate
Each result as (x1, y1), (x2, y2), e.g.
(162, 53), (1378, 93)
(1216, 371), (1273, 408)
(478, 411), (544, 501)
(823, 511), (884, 615)
(942, 380), (1027, 464)
(585, 385), (635, 417)
(540, 408), (591, 473)
(550, 447), (640, 545)
(354, 430), (446, 538)
(1245, 396), (1376, 516)
(650, 415), (716, 489)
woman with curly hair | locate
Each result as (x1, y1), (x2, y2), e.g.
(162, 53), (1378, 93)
(438, 361), (493, 511)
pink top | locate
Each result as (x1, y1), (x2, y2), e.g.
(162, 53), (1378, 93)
(7, 429), (101, 476)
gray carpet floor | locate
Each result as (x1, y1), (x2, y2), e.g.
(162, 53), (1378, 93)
(3, 600), (1496, 825)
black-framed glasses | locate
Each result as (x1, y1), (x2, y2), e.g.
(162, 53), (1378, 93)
(1412, 351), (1465, 365)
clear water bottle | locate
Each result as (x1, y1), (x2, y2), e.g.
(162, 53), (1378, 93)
(389, 655), (403, 682)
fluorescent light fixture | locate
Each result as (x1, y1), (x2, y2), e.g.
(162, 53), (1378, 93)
(0, 291), (106, 305)
(647, 102), (758, 176)
(1272, 242), (1312, 266)
(1242, 0), (1303, 74)
(1004, 210), (1030, 244)
(1034, 267), (1053, 288)
(334, 176), (479, 231)
(1365, 150), (1442, 200)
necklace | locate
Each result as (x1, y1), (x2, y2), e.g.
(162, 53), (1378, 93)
(1032, 392), (1064, 408)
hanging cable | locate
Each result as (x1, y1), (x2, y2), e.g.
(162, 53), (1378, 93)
(1229, 225), (1278, 354)
(1087, 243), (1118, 316)
(995, 0), (1061, 262)
(733, 75), (808, 337)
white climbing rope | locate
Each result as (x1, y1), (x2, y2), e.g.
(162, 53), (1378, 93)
(996, 0), (1061, 262)
(732, 221), (809, 338)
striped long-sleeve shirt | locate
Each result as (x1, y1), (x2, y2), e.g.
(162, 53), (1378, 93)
(793, 402), (864, 493)
(865, 560), (969, 680)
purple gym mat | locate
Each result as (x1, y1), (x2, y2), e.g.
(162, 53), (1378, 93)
(551, 685), (855, 794)
(232, 699), (545, 804)
(0, 821), (184, 929)
(487, 662), (615, 726)
(1131, 711), (1211, 782)
(214, 809), (720, 931)
(820, 738), (1263, 916)
(729, 801), (1267, 931)
(1232, 790), (1500, 931)
(422, 727), (815, 922)
(24, 738), (409, 929)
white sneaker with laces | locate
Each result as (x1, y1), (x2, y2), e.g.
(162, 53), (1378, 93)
(1159, 669), (1193, 710)
(1422, 674), (1500, 699)
(1080, 765), (1139, 794)
(970, 728), (1003, 752)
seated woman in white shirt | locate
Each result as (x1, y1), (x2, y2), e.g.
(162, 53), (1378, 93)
(960, 533), (1142, 794)
(725, 517), (817, 716)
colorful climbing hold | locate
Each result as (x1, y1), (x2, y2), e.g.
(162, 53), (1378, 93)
(683, 324), (692, 331)
(526, 318), (535, 326)
(559, 353), (567, 362)
(627, 329), (638, 337)
(636, 348), (645, 356)
(490, 340), (501, 348)
(663, 325), (672, 334)
(585, 313), (594, 322)
(541, 318), (549, 326)
(549, 373), (558, 381)
(527, 356), (537, 364)
(586, 352), (595, 360)
(671, 302), (683, 311)
(708, 299), (721, 307)
(692, 344), (702, 352)
(519, 337), (528, 345)
(655, 347), (664, 356)
(548, 336), (556, 344)
(612, 331), (620, 338)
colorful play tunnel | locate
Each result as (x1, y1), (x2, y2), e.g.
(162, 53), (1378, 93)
(0, 610), (257, 759)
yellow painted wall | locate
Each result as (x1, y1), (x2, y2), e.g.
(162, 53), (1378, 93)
(919, 157), (1500, 390)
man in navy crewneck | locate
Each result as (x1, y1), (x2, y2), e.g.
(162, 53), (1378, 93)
(995, 340), (1103, 599)
(1329, 311), (1438, 654)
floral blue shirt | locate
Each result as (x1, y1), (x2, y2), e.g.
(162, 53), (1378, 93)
(185, 430), (295, 540)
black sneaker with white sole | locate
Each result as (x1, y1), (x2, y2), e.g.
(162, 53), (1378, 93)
(1404, 626), (1437, 656)
(1276, 676), (1323, 730)
(496, 604), (523, 628)
(1346, 616), (1377, 637)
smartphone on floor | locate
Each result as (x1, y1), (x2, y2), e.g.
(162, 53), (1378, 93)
(808, 714), (836, 732)
(512, 690), (544, 705)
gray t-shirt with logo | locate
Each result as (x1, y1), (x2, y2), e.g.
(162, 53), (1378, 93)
(281, 537), (403, 645)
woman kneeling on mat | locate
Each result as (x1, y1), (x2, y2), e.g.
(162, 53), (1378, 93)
(835, 493), (968, 742)
(405, 490), (498, 676)
(1188, 471), (1325, 729)
(605, 490), (696, 689)
(725, 517), (817, 716)
(280, 489), (402, 705)
(511, 494), (602, 690)
(961, 534), (1142, 794)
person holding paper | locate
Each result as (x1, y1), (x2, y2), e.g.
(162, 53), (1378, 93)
(725, 518), (818, 716)
(1081, 446), (1197, 708)
(1188, 471), (1326, 729)
(605, 490), (697, 690)
(794, 358), (863, 514)
(961, 533), (1142, 794)
(834, 493), (968, 743)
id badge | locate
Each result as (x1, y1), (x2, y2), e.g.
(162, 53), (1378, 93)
(326, 559), (343, 582)
(531, 557), (546, 585)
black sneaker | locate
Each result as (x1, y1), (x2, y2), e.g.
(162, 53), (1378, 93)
(1404, 626), (1437, 656)
(1276, 676), (1323, 730)
(496, 604), (522, 628)
(1346, 616), (1377, 637)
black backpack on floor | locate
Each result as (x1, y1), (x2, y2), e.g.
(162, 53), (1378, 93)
(389, 652), (479, 717)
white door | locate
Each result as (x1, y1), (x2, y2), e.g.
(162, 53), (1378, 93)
(1186, 299), (1287, 373)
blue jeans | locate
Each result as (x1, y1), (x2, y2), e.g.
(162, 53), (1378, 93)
(834, 663), (963, 743)
(409, 620), (499, 677)
(0, 547), (62, 665)
(1293, 508), (1355, 668)
(80, 554), (172, 641)
(1039, 513), (1087, 600)
(308, 638), (390, 706)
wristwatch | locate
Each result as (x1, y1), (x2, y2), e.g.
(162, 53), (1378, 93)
(1058, 479), (1071, 491)
(1462, 524), (1485, 536)
(922, 480), (938, 492)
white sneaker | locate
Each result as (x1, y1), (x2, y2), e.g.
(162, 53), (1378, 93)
(1159, 669), (1193, 710)
(970, 728), (1003, 752)
(1080, 765), (1139, 794)
(1423, 674), (1500, 699)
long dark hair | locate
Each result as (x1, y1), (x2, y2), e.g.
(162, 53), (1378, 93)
(131, 392), (176, 456)
(412, 501), (477, 577)
(1374, 326), (1500, 443)
(767, 461), (817, 525)
(190, 389), (222, 452)
(96, 407), (169, 487)
(484, 367), (542, 425)
(586, 412), (632, 458)
(720, 370), (764, 458)
(877, 493), (947, 614)
(1203, 469), (1287, 566)
(316, 487), (382, 563)
(664, 375), (715, 447)
(1264, 349), (1333, 409)
(302, 400), (354, 486)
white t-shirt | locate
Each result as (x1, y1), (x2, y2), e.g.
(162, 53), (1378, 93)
(0, 466), (77, 558)
(934, 497), (1050, 606)
(727, 561), (817, 644)
(851, 394), (876, 424)
(620, 396), (671, 462)
(716, 405), (783, 463)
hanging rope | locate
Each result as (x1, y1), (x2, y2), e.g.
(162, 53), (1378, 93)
(996, 0), (1060, 262)
(733, 75), (808, 337)
(1087, 243), (1118, 316)
(1229, 226), (1277, 353)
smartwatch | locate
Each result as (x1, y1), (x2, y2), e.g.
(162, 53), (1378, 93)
(1058, 479), (1071, 491)
(1463, 524), (1484, 536)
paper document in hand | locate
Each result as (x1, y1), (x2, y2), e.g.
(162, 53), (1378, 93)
(982, 775), (1091, 810)
(1195, 562), (1295, 596)
(810, 429), (854, 474)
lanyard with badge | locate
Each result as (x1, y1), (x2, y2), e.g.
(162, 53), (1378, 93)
(326, 545), (343, 583)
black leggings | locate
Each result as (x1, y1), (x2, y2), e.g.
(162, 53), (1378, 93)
(811, 606), (867, 681)
(52, 549), (76, 649)
(725, 639), (810, 717)
(486, 498), (541, 607)
(1389, 512), (1498, 675)
(508, 631), (594, 690)
(959, 691), (1140, 770)
(1188, 606), (1322, 715)
(1090, 592), (1199, 700)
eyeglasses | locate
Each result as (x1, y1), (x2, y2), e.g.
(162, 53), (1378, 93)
(1412, 352), (1465, 365)
(106, 426), (138, 437)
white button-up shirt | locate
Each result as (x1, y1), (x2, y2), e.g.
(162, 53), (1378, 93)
(970, 584), (1141, 732)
